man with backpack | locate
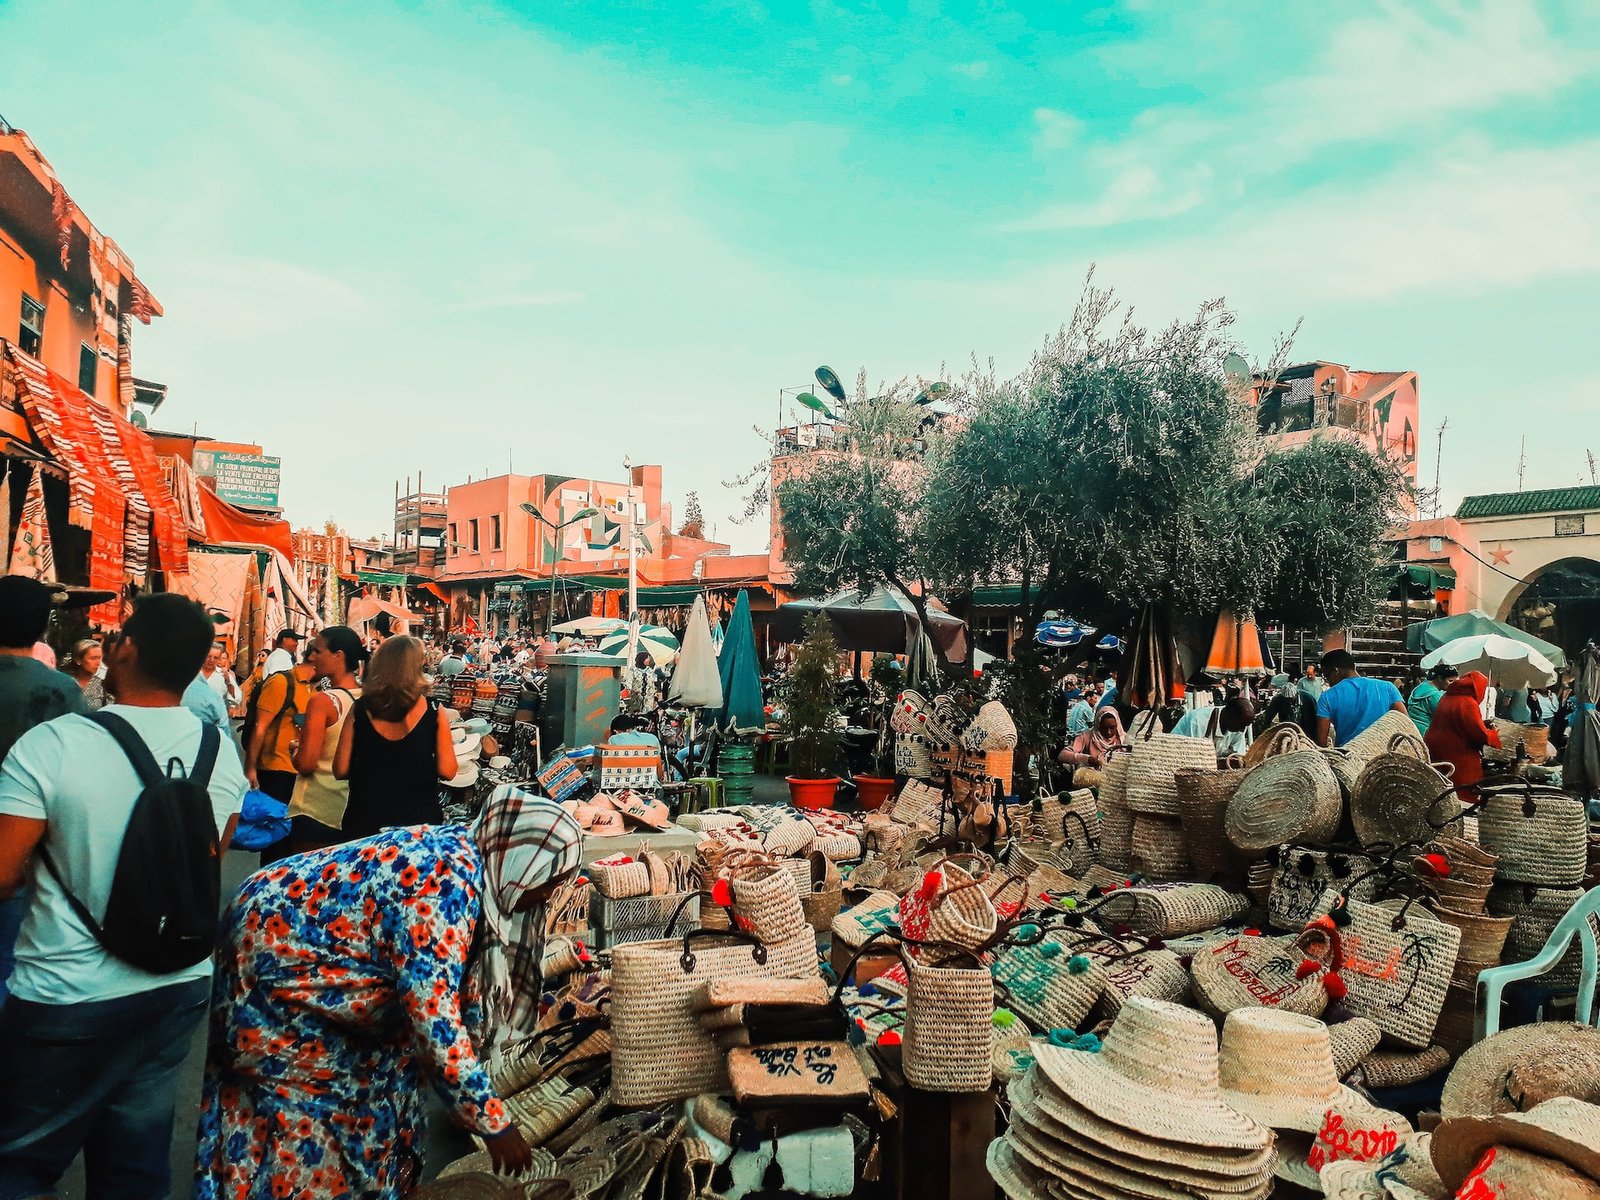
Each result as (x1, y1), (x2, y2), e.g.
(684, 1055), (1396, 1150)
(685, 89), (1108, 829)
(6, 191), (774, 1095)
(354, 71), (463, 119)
(0, 592), (246, 1199)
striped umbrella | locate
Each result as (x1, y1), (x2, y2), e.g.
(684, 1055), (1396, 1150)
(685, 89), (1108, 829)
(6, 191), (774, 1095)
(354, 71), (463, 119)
(598, 623), (680, 666)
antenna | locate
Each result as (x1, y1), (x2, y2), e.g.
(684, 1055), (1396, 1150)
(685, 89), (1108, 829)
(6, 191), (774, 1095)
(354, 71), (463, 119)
(1423, 418), (1448, 519)
(1588, 450), (1597, 486)
(1517, 436), (1526, 492)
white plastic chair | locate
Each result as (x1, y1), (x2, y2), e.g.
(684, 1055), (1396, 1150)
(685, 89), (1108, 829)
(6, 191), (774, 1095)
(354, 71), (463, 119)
(1474, 885), (1600, 1041)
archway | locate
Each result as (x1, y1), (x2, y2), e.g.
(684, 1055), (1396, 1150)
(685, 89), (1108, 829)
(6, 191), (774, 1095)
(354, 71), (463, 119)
(1498, 557), (1600, 659)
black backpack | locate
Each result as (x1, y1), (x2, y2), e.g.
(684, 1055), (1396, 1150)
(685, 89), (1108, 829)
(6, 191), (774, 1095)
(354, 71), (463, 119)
(42, 711), (224, 974)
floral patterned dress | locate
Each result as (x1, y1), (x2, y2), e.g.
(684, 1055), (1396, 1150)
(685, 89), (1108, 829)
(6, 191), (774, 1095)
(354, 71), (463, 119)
(194, 825), (510, 1200)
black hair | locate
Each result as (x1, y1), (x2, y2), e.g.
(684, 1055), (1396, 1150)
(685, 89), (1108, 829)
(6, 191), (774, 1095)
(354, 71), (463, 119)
(1319, 648), (1357, 676)
(122, 593), (215, 693)
(610, 714), (639, 734)
(0, 576), (54, 648)
(318, 625), (368, 676)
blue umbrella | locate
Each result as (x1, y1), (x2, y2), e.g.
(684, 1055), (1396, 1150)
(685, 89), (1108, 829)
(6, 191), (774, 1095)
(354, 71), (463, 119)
(1035, 618), (1097, 648)
(1095, 634), (1126, 653)
(715, 590), (766, 735)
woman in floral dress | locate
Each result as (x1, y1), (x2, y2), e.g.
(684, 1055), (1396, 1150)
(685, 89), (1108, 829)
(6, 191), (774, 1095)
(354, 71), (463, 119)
(194, 786), (584, 1198)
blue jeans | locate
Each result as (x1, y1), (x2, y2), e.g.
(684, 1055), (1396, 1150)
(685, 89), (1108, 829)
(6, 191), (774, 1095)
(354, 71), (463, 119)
(0, 976), (210, 1200)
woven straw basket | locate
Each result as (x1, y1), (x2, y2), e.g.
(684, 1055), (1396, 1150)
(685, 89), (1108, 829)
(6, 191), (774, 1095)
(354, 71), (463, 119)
(1489, 883), (1598, 988)
(1189, 933), (1328, 1019)
(1035, 789), (1102, 871)
(904, 951), (995, 1092)
(589, 859), (651, 899)
(1475, 786), (1589, 886)
(1129, 814), (1193, 882)
(1350, 754), (1460, 850)
(1242, 721), (1315, 767)
(925, 864), (999, 952)
(1097, 751), (1135, 873)
(1323, 711), (1427, 795)
(1101, 882), (1250, 939)
(1225, 750), (1342, 852)
(1086, 943), (1193, 1020)
(1265, 848), (1382, 932)
(728, 868), (809, 944)
(1425, 901), (1514, 965)
(1174, 767), (1247, 881)
(1125, 732), (1217, 817)
(990, 934), (1106, 1032)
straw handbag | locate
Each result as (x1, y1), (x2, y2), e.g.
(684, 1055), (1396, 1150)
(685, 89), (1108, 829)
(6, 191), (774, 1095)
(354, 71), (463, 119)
(1225, 750), (1341, 852)
(728, 866), (810, 945)
(831, 890), (902, 951)
(610, 915), (817, 1106)
(1174, 766), (1247, 881)
(892, 779), (944, 828)
(1350, 753), (1459, 850)
(761, 815), (816, 858)
(895, 733), (935, 779)
(1035, 788), (1102, 872)
(799, 851), (844, 933)
(1125, 732), (1216, 817)
(1189, 933), (1329, 1019)
(1325, 710), (1428, 795)
(1097, 750), (1135, 873)
(1099, 882), (1250, 939)
(1266, 848), (1382, 932)
(963, 700), (1019, 751)
(1306, 890), (1461, 1050)
(904, 949), (996, 1092)
(1242, 721), (1314, 767)
(908, 858), (999, 953)
(1474, 785), (1589, 886)
(544, 877), (592, 940)
(1129, 814), (1193, 882)
(589, 857), (651, 899)
(990, 932), (1107, 1032)
(1087, 943), (1193, 1020)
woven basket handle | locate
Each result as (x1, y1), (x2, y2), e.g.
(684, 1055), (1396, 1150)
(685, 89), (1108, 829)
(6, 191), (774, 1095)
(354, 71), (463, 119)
(830, 931), (910, 1006)
(1060, 809), (1100, 850)
(678, 926), (768, 974)
(1386, 733), (1427, 761)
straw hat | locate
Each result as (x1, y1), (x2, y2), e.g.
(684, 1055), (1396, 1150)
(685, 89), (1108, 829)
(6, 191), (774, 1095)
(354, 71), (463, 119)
(1029, 997), (1274, 1152)
(1328, 1017), (1383, 1079)
(1218, 1009), (1406, 1136)
(446, 758), (480, 789)
(1317, 1132), (1446, 1200)
(1442, 1145), (1600, 1199)
(451, 727), (483, 760)
(1008, 1071), (1277, 1194)
(1440, 1023), (1600, 1117)
(986, 1138), (1051, 1200)
(1432, 1097), (1600, 1190)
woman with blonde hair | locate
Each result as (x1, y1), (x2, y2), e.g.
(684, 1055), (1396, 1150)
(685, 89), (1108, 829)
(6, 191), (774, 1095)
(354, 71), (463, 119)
(65, 638), (107, 711)
(335, 635), (456, 839)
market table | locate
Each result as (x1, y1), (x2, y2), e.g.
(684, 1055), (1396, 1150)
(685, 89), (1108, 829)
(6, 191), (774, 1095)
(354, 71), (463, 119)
(578, 823), (698, 866)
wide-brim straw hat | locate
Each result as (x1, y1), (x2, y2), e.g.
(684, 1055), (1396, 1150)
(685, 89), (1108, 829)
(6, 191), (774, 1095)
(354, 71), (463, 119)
(447, 759), (480, 789)
(986, 1137), (1052, 1200)
(1317, 1132), (1446, 1200)
(1007, 1115), (1275, 1200)
(1438, 1144), (1600, 1198)
(1432, 1097), (1600, 1190)
(1218, 1009), (1401, 1135)
(1007, 1072), (1275, 1193)
(1329, 1017), (1383, 1079)
(1441, 1023), (1600, 1117)
(1010, 1069), (1278, 1188)
(1028, 998), (1274, 1152)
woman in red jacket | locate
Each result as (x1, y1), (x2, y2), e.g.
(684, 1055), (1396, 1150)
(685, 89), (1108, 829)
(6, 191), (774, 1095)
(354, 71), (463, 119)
(1424, 670), (1502, 799)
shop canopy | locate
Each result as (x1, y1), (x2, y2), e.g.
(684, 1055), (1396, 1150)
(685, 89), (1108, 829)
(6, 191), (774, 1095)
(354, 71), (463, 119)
(1404, 609), (1566, 669)
(774, 584), (967, 662)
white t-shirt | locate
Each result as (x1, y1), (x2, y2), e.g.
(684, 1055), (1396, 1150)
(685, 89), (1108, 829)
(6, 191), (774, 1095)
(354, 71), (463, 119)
(0, 704), (247, 1005)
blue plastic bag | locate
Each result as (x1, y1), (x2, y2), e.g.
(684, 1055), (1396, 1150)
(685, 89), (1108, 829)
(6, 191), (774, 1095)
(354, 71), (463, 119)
(231, 789), (292, 851)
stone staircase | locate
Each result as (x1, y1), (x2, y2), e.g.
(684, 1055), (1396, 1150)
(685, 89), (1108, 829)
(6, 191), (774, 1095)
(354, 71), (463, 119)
(1272, 610), (1424, 683)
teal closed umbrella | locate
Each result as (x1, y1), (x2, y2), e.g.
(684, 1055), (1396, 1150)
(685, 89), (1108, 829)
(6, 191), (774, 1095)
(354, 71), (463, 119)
(716, 590), (766, 735)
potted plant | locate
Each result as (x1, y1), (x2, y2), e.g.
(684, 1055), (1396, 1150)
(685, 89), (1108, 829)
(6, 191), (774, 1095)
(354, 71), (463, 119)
(780, 614), (845, 809)
(852, 653), (900, 810)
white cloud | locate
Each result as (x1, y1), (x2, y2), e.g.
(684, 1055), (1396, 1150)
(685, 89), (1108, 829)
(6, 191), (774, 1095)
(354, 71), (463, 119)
(953, 60), (990, 80)
(1032, 106), (1081, 151)
(996, 164), (1213, 232)
(830, 73), (853, 86)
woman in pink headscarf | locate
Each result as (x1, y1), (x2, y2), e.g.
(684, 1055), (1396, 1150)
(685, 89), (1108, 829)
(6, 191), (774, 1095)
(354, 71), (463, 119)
(1058, 707), (1126, 770)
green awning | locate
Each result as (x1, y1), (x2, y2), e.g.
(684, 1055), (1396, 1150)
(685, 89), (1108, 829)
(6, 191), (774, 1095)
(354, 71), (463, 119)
(358, 570), (408, 587)
(1392, 564), (1456, 599)
(637, 585), (703, 606)
(970, 584), (1040, 608)
(516, 574), (629, 595)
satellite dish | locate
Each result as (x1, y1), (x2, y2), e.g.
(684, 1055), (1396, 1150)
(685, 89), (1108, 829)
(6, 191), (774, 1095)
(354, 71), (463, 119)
(797, 392), (833, 419)
(1222, 353), (1251, 385)
(130, 409), (149, 429)
(814, 365), (847, 404)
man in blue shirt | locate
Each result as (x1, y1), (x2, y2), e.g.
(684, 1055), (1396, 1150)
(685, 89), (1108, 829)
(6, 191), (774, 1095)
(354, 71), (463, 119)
(1314, 649), (1406, 748)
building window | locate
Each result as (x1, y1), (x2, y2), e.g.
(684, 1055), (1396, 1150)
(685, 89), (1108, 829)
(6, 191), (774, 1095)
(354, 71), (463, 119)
(19, 295), (43, 357)
(78, 343), (97, 395)
(491, 514), (502, 549)
(448, 523), (458, 552)
(469, 519), (480, 552)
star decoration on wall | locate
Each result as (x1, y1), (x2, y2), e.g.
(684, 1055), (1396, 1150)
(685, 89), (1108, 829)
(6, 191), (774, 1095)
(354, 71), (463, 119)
(1489, 544), (1513, 566)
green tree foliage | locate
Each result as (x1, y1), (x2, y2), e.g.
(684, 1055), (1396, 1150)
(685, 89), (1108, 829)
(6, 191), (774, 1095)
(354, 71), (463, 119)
(779, 613), (844, 779)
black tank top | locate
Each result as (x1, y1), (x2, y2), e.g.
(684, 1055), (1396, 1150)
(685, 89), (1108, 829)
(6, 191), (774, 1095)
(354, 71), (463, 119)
(341, 697), (443, 839)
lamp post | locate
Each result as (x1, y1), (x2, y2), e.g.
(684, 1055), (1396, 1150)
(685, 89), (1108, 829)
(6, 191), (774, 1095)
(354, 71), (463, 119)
(519, 503), (600, 634)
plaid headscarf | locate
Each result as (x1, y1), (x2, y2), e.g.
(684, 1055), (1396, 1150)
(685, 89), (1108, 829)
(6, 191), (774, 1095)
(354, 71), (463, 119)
(466, 785), (584, 1052)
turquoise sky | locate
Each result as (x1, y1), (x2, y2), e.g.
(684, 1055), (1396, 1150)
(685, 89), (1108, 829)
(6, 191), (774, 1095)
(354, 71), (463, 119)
(4, 1), (1598, 551)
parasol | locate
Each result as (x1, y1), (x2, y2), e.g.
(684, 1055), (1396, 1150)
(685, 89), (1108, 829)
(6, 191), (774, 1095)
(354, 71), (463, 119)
(552, 615), (627, 636)
(1203, 610), (1272, 675)
(1419, 634), (1557, 690)
(774, 584), (967, 662)
(598, 623), (680, 666)
(714, 590), (766, 735)
(1035, 618), (1096, 648)
(1404, 609), (1566, 669)
(669, 596), (723, 709)
(1120, 603), (1180, 714)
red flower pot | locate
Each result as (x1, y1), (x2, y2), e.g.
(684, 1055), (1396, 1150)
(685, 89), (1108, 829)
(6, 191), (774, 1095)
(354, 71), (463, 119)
(786, 776), (840, 810)
(853, 775), (896, 811)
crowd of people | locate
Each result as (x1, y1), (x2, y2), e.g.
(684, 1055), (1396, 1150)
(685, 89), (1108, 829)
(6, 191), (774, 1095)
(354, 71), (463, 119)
(0, 579), (591, 1199)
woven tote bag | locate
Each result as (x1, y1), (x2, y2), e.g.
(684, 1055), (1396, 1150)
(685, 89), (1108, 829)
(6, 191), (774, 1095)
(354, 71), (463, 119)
(1350, 752), (1459, 851)
(1266, 847), (1382, 932)
(611, 923), (817, 1106)
(831, 890), (901, 950)
(1036, 788), (1102, 873)
(892, 779), (944, 828)
(990, 934), (1107, 1032)
(1475, 785), (1588, 886)
(589, 858), (651, 899)
(1307, 890), (1460, 1050)
(728, 867), (809, 945)
(1225, 750), (1342, 852)
(1099, 882), (1250, 939)
(1242, 721), (1315, 767)
(1324, 710), (1427, 795)
(963, 700), (1019, 751)
(1189, 933), (1329, 1019)
(1097, 751), (1135, 873)
(1129, 813), (1193, 882)
(1086, 943), (1192, 1020)
(1125, 732), (1215, 817)
(1174, 766), (1247, 881)
(904, 950), (995, 1092)
(1489, 883), (1598, 988)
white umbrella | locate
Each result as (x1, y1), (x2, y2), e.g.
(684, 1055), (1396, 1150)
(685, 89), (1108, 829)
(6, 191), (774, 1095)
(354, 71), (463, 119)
(670, 596), (723, 709)
(552, 615), (627, 636)
(598, 623), (680, 666)
(1420, 634), (1557, 690)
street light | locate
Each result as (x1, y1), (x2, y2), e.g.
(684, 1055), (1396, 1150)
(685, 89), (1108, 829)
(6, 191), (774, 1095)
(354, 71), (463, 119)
(520, 503), (601, 634)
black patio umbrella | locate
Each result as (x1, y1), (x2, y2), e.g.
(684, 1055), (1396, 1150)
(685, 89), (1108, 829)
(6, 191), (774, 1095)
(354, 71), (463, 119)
(774, 584), (968, 663)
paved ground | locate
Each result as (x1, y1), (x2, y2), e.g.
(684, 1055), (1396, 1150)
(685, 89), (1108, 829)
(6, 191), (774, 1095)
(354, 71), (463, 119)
(52, 772), (802, 1197)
